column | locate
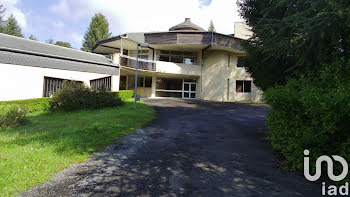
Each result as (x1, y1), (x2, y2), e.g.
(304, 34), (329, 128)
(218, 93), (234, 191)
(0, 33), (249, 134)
(151, 75), (156, 98)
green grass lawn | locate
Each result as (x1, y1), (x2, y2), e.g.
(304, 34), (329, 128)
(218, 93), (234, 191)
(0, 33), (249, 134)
(0, 100), (155, 197)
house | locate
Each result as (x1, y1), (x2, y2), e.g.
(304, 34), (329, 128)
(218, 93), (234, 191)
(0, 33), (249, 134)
(0, 33), (119, 101)
(93, 18), (262, 102)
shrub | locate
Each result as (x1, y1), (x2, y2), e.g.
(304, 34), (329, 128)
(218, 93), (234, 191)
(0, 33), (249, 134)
(50, 81), (123, 111)
(264, 59), (350, 181)
(0, 98), (51, 113)
(0, 105), (27, 127)
(111, 90), (134, 101)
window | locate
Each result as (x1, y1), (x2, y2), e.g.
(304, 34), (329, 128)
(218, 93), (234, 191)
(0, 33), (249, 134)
(145, 77), (152, 88)
(130, 50), (149, 60)
(43, 77), (83, 97)
(137, 76), (152, 88)
(236, 80), (251, 93)
(237, 57), (245, 68)
(90, 76), (111, 91)
(156, 50), (197, 65)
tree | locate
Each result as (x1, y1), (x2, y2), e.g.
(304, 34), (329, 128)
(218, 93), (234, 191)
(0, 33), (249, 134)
(238, 0), (350, 90)
(55, 41), (72, 48)
(46, 38), (54, 44)
(29, 34), (38, 41)
(3, 14), (23, 37)
(0, 4), (5, 33)
(208, 20), (216, 32)
(81, 13), (112, 52)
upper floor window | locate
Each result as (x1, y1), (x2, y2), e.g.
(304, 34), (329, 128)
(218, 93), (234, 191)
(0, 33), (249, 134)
(237, 56), (245, 68)
(157, 50), (197, 65)
(130, 50), (149, 60)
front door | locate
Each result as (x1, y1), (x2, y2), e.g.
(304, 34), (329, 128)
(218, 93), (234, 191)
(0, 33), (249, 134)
(183, 82), (196, 99)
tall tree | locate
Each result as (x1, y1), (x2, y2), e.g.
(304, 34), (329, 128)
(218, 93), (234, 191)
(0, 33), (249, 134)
(81, 13), (112, 52)
(55, 41), (72, 48)
(0, 4), (5, 32)
(238, 0), (350, 90)
(3, 14), (23, 37)
(208, 20), (216, 32)
(29, 34), (38, 41)
(46, 38), (54, 44)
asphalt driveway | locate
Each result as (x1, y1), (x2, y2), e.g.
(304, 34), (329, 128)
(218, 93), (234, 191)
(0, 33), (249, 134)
(19, 99), (320, 197)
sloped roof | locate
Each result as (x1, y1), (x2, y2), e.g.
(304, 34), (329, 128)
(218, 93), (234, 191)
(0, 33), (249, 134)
(169, 18), (205, 31)
(0, 33), (118, 75)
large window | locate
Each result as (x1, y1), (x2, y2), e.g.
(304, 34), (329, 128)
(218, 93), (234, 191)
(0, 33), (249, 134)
(130, 50), (149, 60)
(236, 80), (251, 93)
(137, 76), (152, 88)
(157, 50), (197, 65)
(90, 76), (111, 91)
(43, 77), (83, 97)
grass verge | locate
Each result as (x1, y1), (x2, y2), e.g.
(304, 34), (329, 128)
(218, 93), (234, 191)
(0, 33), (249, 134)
(0, 100), (155, 196)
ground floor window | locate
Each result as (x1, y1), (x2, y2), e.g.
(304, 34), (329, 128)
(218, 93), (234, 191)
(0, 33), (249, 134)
(137, 76), (152, 88)
(43, 77), (83, 97)
(236, 80), (251, 93)
(155, 78), (197, 98)
(90, 76), (111, 91)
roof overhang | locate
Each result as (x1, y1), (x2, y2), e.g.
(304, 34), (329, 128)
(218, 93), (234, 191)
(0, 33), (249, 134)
(93, 31), (245, 54)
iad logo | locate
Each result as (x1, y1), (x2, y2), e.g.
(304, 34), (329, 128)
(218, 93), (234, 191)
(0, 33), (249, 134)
(303, 149), (348, 182)
(304, 149), (349, 196)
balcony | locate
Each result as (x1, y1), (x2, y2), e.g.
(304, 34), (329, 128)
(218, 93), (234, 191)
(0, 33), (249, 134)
(120, 55), (201, 76)
(120, 55), (156, 71)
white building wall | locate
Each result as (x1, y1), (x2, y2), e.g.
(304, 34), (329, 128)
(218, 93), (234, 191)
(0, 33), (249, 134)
(0, 63), (119, 101)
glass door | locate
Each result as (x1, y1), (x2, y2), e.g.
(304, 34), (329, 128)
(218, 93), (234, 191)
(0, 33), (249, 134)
(183, 82), (196, 99)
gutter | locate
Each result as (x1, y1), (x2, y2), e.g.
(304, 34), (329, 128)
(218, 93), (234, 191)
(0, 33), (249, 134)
(200, 32), (214, 95)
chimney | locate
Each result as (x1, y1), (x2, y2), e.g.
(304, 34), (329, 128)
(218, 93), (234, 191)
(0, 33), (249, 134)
(185, 18), (191, 22)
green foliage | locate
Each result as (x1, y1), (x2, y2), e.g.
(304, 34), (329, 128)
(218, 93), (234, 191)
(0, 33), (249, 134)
(46, 38), (54, 44)
(264, 59), (350, 180)
(81, 13), (112, 52)
(238, 0), (350, 90)
(50, 81), (122, 111)
(0, 100), (155, 196)
(0, 98), (51, 113)
(3, 14), (23, 37)
(28, 34), (38, 41)
(208, 20), (216, 32)
(54, 41), (72, 48)
(0, 105), (27, 127)
(111, 90), (134, 102)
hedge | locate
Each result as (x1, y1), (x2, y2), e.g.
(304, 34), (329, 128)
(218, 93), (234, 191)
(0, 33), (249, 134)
(264, 60), (350, 182)
(111, 90), (134, 102)
(0, 97), (52, 113)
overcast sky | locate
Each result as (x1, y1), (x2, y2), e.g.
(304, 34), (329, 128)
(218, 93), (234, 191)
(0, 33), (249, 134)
(1, 0), (243, 49)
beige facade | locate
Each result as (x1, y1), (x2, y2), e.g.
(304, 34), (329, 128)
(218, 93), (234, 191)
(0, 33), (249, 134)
(93, 18), (262, 103)
(201, 51), (262, 102)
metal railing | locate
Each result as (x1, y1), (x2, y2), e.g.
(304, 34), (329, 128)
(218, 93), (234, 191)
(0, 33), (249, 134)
(120, 55), (156, 71)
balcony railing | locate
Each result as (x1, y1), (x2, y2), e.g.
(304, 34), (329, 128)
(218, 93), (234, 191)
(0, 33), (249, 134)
(120, 55), (156, 71)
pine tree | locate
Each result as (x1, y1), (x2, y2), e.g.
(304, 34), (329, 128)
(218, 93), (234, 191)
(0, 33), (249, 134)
(55, 41), (72, 48)
(3, 14), (23, 37)
(81, 13), (112, 52)
(29, 34), (38, 41)
(208, 20), (215, 32)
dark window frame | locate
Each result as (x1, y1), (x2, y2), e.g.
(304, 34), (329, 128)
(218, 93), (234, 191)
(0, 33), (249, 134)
(236, 80), (252, 93)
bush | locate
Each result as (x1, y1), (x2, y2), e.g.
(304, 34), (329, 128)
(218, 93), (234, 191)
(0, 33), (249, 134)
(0, 105), (27, 127)
(111, 90), (134, 101)
(264, 59), (350, 181)
(0, 98), (51, 113)
(50, 81), (123, 111)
